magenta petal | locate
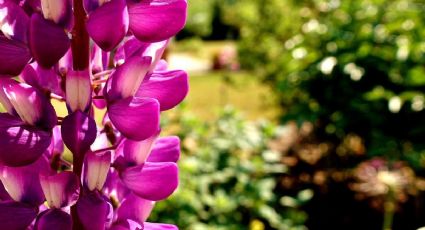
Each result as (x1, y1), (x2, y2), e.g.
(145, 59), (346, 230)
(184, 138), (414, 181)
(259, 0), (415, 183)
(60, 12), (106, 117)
(29, 13), (70, 68)
(65, 69), (92, 112)
(108, 97), (159, 141)
(84, 151), (111, 191)
(144, 222), (178, 230)
(83, 0), (104, 13)
(77, 192), (112, 230)
(19, 64), (38, 88)
(30, 63), (63, 96)
(3, 81), (57, 128)
(0, 181), (12, 201)
(61, 111), (97, 156)
(35, 209), (72, 230)
(93, 89), (107, 109)
(47, 125), (64, 158)
(87, 0), (129, 51)
(116, 132), (158, 165)
(114, 37), (168, 72)
(39, 171), (80, 208)
(0, 201), (38, 230)
(0, 156), (50, 206)
(40, 0), (73, 27)
(120, 162), (178, 201)
(22, 0), (41, 15)
(0, 0), (30, 42)
(111, 219), (143, 230)
(102, 170), (131, 201)
(137, 70), (188, 111)
(128, 0), (187, 42)
(0, 35), (31, 76)
(3, 80), (57, 129)
(58, 48), (73, 76)
(108, 56), (151, 100)
(91, 43), (108, 73)
(117, 193), (154, 224)
(0, 78), (15, 114)
(0, 113), (52, 167)
(147, 136), (180, 163)
(154, 60), (168, 71)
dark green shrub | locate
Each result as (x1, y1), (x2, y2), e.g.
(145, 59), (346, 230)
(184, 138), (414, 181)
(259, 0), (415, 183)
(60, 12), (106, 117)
(238, 0), (425, 166)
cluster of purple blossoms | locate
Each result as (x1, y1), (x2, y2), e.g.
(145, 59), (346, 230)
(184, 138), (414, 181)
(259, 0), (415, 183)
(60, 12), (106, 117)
(0, 0), (188, 229)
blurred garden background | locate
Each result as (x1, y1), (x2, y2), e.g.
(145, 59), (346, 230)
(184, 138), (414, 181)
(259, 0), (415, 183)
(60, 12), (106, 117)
(149, 0), (425, 229)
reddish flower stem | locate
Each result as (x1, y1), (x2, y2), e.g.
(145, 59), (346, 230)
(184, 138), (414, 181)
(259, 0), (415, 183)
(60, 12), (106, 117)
(71, 0), (90, 71)
(70, 0), (90, 229)
(92, 95), (105, 100)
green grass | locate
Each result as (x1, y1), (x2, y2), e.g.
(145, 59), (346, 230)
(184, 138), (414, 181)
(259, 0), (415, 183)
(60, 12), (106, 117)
(176, 70), (279, 121)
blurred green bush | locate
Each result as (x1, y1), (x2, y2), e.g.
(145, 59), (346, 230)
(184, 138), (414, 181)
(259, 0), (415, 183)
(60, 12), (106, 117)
(237, 0), (425, 167)
(150, 108), (308, 230)
(177, 0), (240, 39)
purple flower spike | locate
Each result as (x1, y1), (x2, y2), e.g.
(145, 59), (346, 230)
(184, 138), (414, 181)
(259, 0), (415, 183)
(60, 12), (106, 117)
(84, 151), (111, 191)
(144, 222), (178, 230)
(0, 114), (52, 167)
(128, 0), (187, 42)
(29, 13), (70, 68)
(66, 69), (92, 112)
(0, 156), (50, 206)
(87, 0), (129, 51)
(108, 97), (159, 141)
(0, 0), (188, 226)
(137, 70), (189, 111)
(76, 192), (112, 230)
(61, 110), (97, 156)
(0, 201), (38, 230)
(0, 34), (31, 76)
(117, 193), (154, 224)
(120, 161), (178, 201)
(35, 209), (72, 230)
(41, 0), (73, 27)
(39, 171), (80, 209)
(147, 136), (180, 163)
(109, 56), (152, 100)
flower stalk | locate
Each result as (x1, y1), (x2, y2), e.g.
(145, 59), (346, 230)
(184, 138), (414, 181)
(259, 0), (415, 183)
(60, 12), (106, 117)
(71, 0), (90, 71)
(382, 189), (395, 230)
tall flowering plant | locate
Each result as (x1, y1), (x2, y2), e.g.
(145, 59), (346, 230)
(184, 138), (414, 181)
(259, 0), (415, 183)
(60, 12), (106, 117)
(0, 0), (188, 229)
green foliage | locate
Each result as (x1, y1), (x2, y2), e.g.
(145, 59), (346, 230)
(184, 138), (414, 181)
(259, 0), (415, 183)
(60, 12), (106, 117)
(183, 0), (214, 37)
(237, 0), (425, 166)
(152, 108), (308, 230)
(180, 0), (240, 39)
